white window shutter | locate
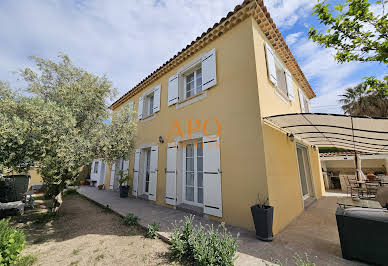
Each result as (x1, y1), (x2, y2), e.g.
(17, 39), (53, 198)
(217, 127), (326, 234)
(148, 146), (158, 201)
(202, 48), (217, 91)
(165, 143), (177, 205)
(285, 70), (294, 100)
(132, 149), (140, 196)
(299, 88), (306, 113)
(109, 162), (116, 190)
(137, 96), (143, 120)
(153, 85), (161, 113)
(168, 75), (179, 106)
(203, 136), (222, 217)
(265, 43), (277, 86)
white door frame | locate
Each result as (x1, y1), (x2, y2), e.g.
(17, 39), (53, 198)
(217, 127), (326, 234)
(142, 148), (151, 195)
(295, 143), (315, 201)
(182, 140), (203, 207)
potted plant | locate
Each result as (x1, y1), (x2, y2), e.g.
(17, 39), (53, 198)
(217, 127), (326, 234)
(250, 194), (274, 241)
(98, 184), (104, 190)
(118, 170), (130, 198)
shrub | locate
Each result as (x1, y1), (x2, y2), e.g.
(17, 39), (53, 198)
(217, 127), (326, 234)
(63, 189), (78, 196)
(0, 219), (25, 265)
(124, 213), (139, 226)
(170, 216), (238, 266)
(14, 254), (38, 266)
(145, 223), (160, 239)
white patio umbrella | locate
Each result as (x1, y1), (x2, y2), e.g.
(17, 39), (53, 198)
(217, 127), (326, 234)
(355, 153), (367, 181)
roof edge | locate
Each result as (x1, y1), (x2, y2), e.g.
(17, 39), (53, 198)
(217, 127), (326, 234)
(110, 0), (315, 109)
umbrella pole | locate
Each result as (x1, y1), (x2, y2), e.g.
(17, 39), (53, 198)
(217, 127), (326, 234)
(355, 152), (359, 181)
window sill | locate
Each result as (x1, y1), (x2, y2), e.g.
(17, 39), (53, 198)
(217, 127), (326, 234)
(141, 113), (156, 122)
(176, 91), (207, 110)
(274, 86), (291, 104)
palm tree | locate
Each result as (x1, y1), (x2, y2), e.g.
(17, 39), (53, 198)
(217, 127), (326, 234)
(339, 85), (388, 117)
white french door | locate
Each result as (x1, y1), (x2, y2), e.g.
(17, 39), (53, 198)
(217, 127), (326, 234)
(183, 141), (204, 207)
(143, 149), (151, 195)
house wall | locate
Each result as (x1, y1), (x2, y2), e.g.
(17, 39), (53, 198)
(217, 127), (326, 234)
(261, 123), (324, 234)
(251, 18), (324, 234)
(107, 17), (270, 230)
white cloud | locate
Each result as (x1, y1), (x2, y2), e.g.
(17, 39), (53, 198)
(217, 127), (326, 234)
(285, 32), (303, 45)
(263, 0), (316, 28)
(0, 0), (242, 102)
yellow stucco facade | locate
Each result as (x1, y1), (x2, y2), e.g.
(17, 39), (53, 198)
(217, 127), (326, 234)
(105, 15), (324, 234)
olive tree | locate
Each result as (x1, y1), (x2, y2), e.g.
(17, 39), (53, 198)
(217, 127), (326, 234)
(0, 54), (136, 197)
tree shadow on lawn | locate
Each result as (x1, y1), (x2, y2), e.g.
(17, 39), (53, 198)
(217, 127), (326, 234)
(10, 194), (149, 245)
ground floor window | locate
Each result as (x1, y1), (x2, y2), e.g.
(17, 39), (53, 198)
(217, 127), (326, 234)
(184, 141), (203, 206)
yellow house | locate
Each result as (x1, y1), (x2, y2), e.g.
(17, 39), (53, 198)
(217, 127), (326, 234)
(105, 0), (324, 235)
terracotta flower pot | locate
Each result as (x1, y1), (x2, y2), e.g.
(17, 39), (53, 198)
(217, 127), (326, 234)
(98, 185), (103, 190)
(80, 180), (86, 185)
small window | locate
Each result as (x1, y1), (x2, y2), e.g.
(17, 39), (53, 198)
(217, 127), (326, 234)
(94, 161), (99, 174)
(275, 60), (288, 97)
(184, 67), (202, 99)
(145, 92), (154, 116)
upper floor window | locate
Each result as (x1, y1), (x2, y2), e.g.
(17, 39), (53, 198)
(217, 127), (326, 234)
(184, 67), (202, 99)
(168, 49), (217, 106)
(146, 92), (154, 116)
(265, 43), (295, 102)
(137, 85), (161, 120)
(298, 88), (311, 113)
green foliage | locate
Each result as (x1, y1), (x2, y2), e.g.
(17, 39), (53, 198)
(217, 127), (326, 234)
(309, 0), (388, 95)
(0, 54), (137, 197)
(34, 212), (56, 224)
(339, 82), (388, 116)
(0, 219), (25, 265)
(118, 170), (131, 186)
(170, 216), (238, 266)
(309, 0), (387, 64)
(145, 223), (160, 239)
(124, 213), (139, 226)
(14, 254), (38, 266)
(272, 253), (316, 266)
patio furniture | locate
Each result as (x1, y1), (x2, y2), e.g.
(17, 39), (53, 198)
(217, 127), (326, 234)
(375, 186), (388, 208)
(365, 182), (379, 199)
(336, 207), (388, 265)
(337, 197), (382, 209)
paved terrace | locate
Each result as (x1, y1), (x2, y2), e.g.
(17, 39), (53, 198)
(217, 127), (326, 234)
(78, 186), (363, 265)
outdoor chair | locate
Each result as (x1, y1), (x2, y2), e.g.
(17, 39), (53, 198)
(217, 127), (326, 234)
(348, 178), (365, 199)
(365, 183), (379, 199)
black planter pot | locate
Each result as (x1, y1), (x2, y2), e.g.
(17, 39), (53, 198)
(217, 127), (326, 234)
(250, 204), (274, 241)
(119, 186), (130, 198)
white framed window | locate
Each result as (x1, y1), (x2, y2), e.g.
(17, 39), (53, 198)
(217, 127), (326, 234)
(168, 49), (216, 106)
(265, 43), (295, 101)
(183, 67), (202, 99)
(146, 92), (154, 116)
(137, 85), (160, 120)
(299, 88), (311, 113)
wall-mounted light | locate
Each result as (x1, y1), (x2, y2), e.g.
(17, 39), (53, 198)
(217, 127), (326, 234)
(313, 145), (317, 150)
(159, 136), (164, 144)
(287, 133), (295, 142)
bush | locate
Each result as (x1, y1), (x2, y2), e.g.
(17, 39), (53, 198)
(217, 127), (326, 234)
(63, 188), (78, 196)
(170, 216), (238, 266)
(124, 213), (139, 226)
(145, 223), (160, 239)
(0, 219), (25, 265)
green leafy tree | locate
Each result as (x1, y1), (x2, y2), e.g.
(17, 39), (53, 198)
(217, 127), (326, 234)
(308, 0), (388, 95)
(0, 54), (136, 197)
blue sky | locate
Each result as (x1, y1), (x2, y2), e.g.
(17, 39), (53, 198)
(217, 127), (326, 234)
(0, 0), (385, 114)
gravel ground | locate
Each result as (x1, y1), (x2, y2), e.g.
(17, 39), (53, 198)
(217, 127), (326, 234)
(11, 194), (177, 266)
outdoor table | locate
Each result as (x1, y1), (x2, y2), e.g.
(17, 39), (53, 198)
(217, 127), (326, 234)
(337, 197), (382, 209)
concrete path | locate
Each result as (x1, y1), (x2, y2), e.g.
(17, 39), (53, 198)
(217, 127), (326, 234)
(78, 186), (362, 266)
